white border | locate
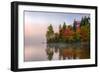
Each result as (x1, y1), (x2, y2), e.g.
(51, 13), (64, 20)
(18, 5), (96, 68)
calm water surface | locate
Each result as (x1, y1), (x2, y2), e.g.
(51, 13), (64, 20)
(24, 43), (90, 61)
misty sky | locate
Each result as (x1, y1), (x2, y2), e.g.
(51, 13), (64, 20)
(24, 11), (90, 44)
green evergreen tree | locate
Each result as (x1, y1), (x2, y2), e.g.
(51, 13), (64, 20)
(63, 22), (66, 30)
(80, 16), (90, 26)
(73, 19), (77, 31)
(46, 24), (54, 43)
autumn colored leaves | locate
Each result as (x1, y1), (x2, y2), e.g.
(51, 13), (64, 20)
(46, 16), (90, 43)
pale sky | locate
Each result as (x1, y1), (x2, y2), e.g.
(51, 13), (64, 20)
(24, 11), (90, 44)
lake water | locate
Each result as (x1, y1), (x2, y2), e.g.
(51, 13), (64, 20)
(24, 43), (90, 62)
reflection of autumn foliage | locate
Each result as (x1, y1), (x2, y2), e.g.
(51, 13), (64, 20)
(46, 16), (90, 43)
(59, 47), (90, 60)
(46, 43), (90, 60)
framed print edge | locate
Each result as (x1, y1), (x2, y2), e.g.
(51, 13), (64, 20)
(11, 1), (98, 72)
(11, 2), (18, 71)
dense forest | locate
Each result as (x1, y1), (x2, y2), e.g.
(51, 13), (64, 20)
(46, 16), (90, 43)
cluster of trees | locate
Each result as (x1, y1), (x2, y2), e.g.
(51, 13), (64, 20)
(46, 16), (90, 43)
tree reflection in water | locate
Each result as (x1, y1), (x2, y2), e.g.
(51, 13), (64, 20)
(46, 43), (90, 60)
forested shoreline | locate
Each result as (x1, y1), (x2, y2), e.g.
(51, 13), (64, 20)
(46, 16), (90, 43)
